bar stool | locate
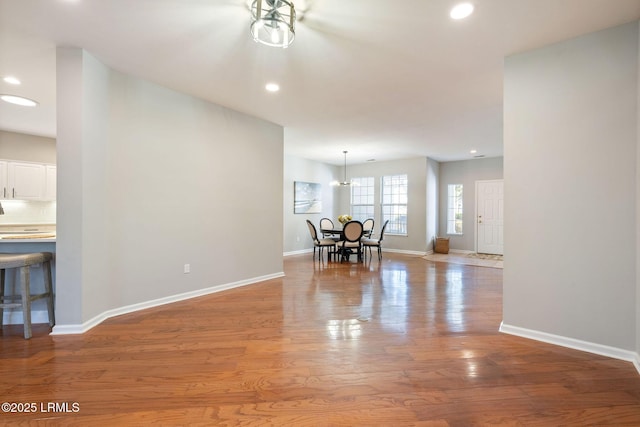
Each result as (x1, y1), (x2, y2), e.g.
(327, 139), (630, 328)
(0, 252), (55, 339)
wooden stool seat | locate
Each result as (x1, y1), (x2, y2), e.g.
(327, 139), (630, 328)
(0, 252), (55, 339)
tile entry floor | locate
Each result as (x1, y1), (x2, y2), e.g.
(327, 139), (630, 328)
(423, 251), (504, 269)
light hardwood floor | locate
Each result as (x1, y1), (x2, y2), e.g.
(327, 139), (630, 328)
(2, 253), (640, 426)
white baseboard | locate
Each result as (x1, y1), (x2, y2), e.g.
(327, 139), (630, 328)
(286, 248), (427, 257)
(283, 249), (313, 257)
(51, 272), (285, 335)
(500, 322), (640, 376)
(450, 249), (475, 254)
(384, 249), (427, 256)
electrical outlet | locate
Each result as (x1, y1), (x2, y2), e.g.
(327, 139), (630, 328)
(296, 235), (300, 242)
(184, 264), (190, 274)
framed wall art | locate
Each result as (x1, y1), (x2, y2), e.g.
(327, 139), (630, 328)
(294, 181), (322, 214)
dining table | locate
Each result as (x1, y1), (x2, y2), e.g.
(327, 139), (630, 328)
(320, 227), (343, 239)
(320, 227), (364, 262)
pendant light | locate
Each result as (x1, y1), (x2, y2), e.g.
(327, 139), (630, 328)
(331, 151), (355, 186)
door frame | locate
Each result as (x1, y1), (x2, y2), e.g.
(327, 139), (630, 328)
(474, 179), (504, 254)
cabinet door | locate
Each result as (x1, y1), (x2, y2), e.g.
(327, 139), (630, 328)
(8, 162), (45, 200)
(0, 161), (7, 199)
(45, 165), (56, 201)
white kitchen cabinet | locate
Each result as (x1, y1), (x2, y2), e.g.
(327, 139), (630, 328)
(44, 165), (56, 201)
(0, 160), (55, 201)
(0, 161), (7, 199)
(7, 162), (46, 200)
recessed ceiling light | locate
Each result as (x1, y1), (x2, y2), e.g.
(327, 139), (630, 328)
(3, 76), (21, 85)
(265, 83), (280, 92)
(450, 2), (474, 20)
(470, 149), (477, 154)
(0, 95), (38, 107)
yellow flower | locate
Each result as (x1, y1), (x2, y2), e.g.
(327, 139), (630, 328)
(338, 214), (352, 225)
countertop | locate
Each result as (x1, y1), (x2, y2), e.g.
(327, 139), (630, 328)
(0, 234), (56, 243)
(0, 224), (56, 243)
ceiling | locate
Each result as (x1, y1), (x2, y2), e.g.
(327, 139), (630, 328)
(1, 0), (640, 166)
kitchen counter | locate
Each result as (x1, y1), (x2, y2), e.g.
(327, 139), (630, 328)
(0, 229), (56, 326)
(0, 224), (56, 242)
(0, 234), (56, 242)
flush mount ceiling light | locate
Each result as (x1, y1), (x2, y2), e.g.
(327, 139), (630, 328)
(331, 151), (357, 187)
(450, 2), (474, 20)
(250, 0), (295, 48)
(265, 82), (280, 92)
(0, 94), (38, 107)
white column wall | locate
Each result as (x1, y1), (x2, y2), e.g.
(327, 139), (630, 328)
(504, 22), (638, 350)
(56, 48), (283, 328)
(426, 158), (440, 252)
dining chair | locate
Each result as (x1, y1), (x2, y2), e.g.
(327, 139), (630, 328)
(336, 220), (364, 262)
(362, 219), (389, 262)
(362, 218), (374, 238)
(319, 217), (338, 240)
(306, 220), (337, 262)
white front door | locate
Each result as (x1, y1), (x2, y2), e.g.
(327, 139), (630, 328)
(476, 180), (504, 255)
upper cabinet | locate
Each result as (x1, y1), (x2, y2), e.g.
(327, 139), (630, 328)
(0, 160), (56, 201)
(45, 165), (56, 201)
(0, 161), (7, 199)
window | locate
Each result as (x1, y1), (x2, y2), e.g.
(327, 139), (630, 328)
(447, 184), (463, 234)
(382, 174), (408, 235)
(350, 177), (375, 221)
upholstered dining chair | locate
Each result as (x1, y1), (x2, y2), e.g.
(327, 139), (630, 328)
(319, 217), (339, 240)
(362, 218), (374, 238)
(306, 220), (337, 262)
(362, 219), (389, 262)
(336, 220), (364, 262)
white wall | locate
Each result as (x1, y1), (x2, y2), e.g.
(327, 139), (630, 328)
(56, 47), (85, 325)
(636, 24), (640, 360)
(426, 158), (439, 252)
(504, 22), (638, 351)
(438, 157), (503, 251)
(283, 155), (338, 254)
(0, 130), (56, 163)
(340, 157), (428, 254)
(56, 48), (284, 328)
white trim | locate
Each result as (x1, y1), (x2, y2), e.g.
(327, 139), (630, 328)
(383, 248), (427, 256)
(283, 248), (313, 257)
(500, 322), (640, 376)
(50, 272), (285, 335)
(449, 249), (474, 254)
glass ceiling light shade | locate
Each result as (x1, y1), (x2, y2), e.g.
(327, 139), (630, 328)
(251, 0), (295, 48)
(0, 94), (38, 107)
(331, 151), (357, 187)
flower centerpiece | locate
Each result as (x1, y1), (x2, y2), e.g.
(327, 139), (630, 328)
(338, 214), (352, 225)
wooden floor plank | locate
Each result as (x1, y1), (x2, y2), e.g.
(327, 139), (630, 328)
(1, 253), (639, 425)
